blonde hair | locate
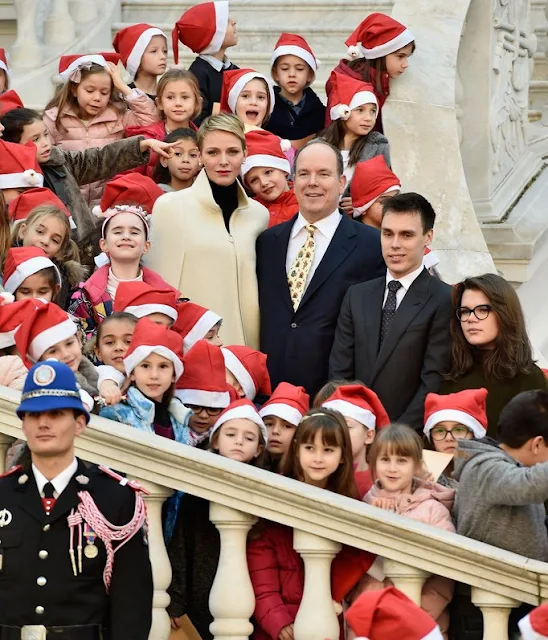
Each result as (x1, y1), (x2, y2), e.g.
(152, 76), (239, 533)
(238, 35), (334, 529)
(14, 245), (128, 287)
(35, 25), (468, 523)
(156, 67), (203, 122)
(197, 113), (246, 151)
(368, 424), (423, 482)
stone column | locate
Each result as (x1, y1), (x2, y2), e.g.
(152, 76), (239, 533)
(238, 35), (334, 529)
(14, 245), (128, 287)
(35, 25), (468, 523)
(0, 435), (16, 475)
(471, 587), (520, 640)
(383, 559), (428, 606)
(43, 0), (75, 45)
(209, 503), (256, 640)
(69, 0), (98, 33)
(293, 530), (341, 640)
(10, 0), (43, 70)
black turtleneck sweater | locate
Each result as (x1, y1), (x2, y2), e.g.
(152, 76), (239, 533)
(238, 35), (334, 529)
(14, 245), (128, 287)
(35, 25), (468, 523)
(209, 178), (239, 232)
(151, 396), (174, 440)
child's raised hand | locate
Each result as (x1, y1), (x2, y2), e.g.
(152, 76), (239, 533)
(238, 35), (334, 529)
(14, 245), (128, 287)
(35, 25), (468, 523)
(98, 380), (122, 406)
(278, 624), (294, 640)
(140, 139), (178, 159)
(339, 196), (353, 215)
(170, 616), (182, 630)
(372, 496), (396, 512)
(105, 61), (131, 96)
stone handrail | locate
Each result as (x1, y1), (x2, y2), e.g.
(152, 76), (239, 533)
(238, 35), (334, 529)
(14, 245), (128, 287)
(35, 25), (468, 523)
(0, 386), (545, 639)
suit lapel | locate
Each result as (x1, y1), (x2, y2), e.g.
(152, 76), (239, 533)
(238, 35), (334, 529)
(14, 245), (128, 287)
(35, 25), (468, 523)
(273, 219), (294, 314)
(16, 473), (46, 524)
(48, 459), (93, 524)
(365, 279), (386, 368)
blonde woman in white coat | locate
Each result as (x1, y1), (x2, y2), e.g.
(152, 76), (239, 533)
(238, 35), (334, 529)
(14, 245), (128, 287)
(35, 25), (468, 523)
(147, 113), (269, 348)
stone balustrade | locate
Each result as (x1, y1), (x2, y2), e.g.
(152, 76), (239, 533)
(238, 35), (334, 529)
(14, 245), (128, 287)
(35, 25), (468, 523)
(0, 387), (546, 640)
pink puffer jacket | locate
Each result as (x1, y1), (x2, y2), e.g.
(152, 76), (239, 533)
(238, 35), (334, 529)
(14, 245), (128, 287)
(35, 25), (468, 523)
(0, 355), (28, 391)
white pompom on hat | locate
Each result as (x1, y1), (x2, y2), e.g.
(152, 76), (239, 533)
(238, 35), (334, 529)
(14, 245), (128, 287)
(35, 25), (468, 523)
(345, 12), (414, 60)
(326, 71), (378, 122)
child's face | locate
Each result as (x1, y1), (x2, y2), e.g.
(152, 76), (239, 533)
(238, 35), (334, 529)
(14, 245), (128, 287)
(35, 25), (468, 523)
(430, 420), (473, 455)
(188, 406), (222, 435)
(160, 139), (200, 187)
(245, 166), (288, 202)
(99, 212), (150, 264)
(157, 80), (197, 127)
(15, 272), (58, 303)
(272, 55), (313, 98)
(130, 352), (175, 402)
(360, 191), (400, 229)
(19, 214), (66, 258)
(20, 119), (52, 164)
(345, 103), (377, 139)
(1, 188), (25, 205)
(214, 418), (262, 462)
(41, 334), (82, 372)
(236, 79), (269, 127)
(264, 415), (296, 455)
(95, 318), (135, 372)
(346, 416), (375, 463)
(385, 44), (414, 79)
(204, 322), (222, 347)
(375, 449), (417, 495)
(222, 17), (238, 48)
(140, 35), (168, 77)
(145, 312), (174, 327)
(0, 70), (6, 94)
(226, 369), (245, 398)
(73, 71), (111, 118)
(299, 429), (342, 488)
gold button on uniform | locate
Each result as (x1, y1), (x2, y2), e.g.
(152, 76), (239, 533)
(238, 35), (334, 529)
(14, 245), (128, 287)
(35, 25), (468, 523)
(35, 606), (44, 615)
(37, 577), (47, 586)
(38, 550), (48, 560)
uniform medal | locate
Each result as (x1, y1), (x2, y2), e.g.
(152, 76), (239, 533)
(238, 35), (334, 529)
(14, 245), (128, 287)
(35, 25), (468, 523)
(84, 523), (98, 559)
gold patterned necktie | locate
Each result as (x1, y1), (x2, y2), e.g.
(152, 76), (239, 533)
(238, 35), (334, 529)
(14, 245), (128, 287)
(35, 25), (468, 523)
(288, 224), (316, 311)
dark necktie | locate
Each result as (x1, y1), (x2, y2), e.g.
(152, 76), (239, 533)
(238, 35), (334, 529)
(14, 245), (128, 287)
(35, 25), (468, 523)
(380, 280), (403, 346)
(42, 482), (56, 515)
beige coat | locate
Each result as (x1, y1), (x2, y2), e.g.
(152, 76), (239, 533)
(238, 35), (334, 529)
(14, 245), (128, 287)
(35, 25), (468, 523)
(146, 169), (269, 348)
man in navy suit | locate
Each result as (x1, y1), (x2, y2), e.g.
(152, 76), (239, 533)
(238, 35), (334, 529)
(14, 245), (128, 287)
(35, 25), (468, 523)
(256, 139), (385, 397)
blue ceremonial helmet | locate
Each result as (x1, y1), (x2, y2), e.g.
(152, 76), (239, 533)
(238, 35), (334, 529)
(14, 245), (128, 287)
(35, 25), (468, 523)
(17, 361), (90, 423)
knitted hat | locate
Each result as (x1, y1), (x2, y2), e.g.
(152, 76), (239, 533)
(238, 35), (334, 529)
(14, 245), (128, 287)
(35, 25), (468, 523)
(220, 68), (275, 116)
(322, 384), (390, 431)
(241, 129), (291, 179)
(175, 339), (230, 408)
(173, 301), (222, 353)
(345, 13), (414, 60)
(124, 317), (184, 380)
(113, 281), (178, 322)
(351, 156), (400, 216)
(259, 382), (310, 426)
(3, 246), (62, 295)
(327, 71), (377, 122)
(7, 187), (74, 229)
(0, 140), (43, 190)
(211, 398), (268, 443)
(518, 604), (548, 640)
(172, 1), (230, 62)
(113, 23), (166, 81)
(346, 586), (443, 639)
(15, 301), (77, 368)
(271, 33), (319, 72)
(221, 345), (271, 399)
(0, 48), (10, 89)
(423, 389), (488, 440)
(58, 52), (121, 82)
(93, 173), (164, 217)
(0, 89), (23, 116)
(0, 298), (39, 349)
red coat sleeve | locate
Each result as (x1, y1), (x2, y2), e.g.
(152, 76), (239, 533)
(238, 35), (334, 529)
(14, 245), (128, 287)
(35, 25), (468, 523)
(331, 546), (377, 603)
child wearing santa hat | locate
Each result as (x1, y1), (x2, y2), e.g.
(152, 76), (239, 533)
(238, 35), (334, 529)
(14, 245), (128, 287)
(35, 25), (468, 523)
(3, 246), (62, 303)
(0, 297), (39, 388)
(221, 344), (271, 401)
(221, 68), (276, 132)
(0, 139), (43, 205)
(173, 301), (223, 353)
(152, 128), (201, 192)
(172, 1), (239, 124)
(113, 280), (178, 326)
(91, 172), (164, 218)
(519, 603), (548, 640)
(267, 33), (326, 147)
(0, 48), (10, 93)
(0, 90), (23, 116)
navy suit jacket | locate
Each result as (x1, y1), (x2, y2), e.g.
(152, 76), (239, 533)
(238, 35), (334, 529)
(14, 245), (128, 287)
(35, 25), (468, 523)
(256, 212), (385, 397)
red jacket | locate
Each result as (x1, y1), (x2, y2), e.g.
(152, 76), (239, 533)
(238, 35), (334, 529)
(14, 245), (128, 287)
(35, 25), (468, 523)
(254, 189), (299, 229)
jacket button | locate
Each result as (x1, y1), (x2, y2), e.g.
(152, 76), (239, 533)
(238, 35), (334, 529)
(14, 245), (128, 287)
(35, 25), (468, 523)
(38, 550), (48, 560)
(43, 524), (50, 532)
(37, 577), (47, 587)
(35, 606), (44, 615)
(291, 323), (297, 329)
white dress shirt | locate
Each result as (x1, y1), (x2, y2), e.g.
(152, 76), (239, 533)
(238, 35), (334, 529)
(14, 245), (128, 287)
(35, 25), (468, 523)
(199, 54), (233, 72)
(33, 458), (78, 499)
(286, 209), (342, 291)
(383, 264), (426, 309)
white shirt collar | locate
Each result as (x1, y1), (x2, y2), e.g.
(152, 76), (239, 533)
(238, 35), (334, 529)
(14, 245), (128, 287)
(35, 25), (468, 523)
(386, 263), (425, 292)
(33, 458), (78, 498)
(199, 54), (232, 71)
(291, 208), (342, 240)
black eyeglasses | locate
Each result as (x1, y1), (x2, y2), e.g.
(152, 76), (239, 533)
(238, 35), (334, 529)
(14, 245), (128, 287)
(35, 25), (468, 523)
(456, 304), (492, 322)
(431, 425), (472, 441)
(185, 405), (223, 416)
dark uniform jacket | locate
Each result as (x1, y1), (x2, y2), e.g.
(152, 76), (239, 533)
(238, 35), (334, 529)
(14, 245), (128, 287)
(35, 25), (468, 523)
(0, 459), (153, 638)
(189, 56), (239, 125)
(266, 87), (326, 142)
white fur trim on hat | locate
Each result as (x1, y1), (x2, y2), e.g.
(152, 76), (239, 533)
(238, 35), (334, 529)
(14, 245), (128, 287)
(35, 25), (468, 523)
(360, 28), (414, 59)
(423, 409), (486, 440)
(221, 348), (256, 400)
(124, 303), (177, 322)
(518, 611), (547, 640)
(352, 185), (401, 218)
(241, 154), (291, 178)
(271, 45), (318, 72)
(423, 249), (440, 270)
(202, 0), (229, 55)
(0, 328), (17, 349)
(124, 344), (183, 380)
(212, 403), (267, 443)
(183, 309), (222, 351)
(228, 72), (275, 116)
(322, 399), (376, 430)
(259, 402), (302, 427)
(421, 627), (444, 640)
(59, 54), (108, 81)
(175, 388), (230, 408)
(329, 103), (351, 121)
(4, 256), (62, 295)
(28, 317), (77, 362)
(0, 170), (44, 190)
(349, 90), (378, 110)
(0, 60), (10, 85)
(126, 28), (166, 80)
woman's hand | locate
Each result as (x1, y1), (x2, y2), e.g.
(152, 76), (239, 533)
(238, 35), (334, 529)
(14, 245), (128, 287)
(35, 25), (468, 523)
(339, 196), (353, 215)
(372, 496), (396, 512)
(139, 138), (178, 159)
(278, 624), (294, 640)
(106, 61), (132, 97)
(98, 380), (122, 406)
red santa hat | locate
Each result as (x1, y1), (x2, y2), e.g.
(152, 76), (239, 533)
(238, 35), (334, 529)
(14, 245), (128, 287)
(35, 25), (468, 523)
(220, 68), (275, 116)
(259, 382), (309, 427)
(327, 71), (377, 122)
(15, 301), (77, 368)
(0, 298), (40, 349)
(346, 586), (443, 640)
(3, 246), (61, 295)
(94, 174), (163, 218)
(0, 140), (43, 190)
(113, 281), (178, 323)
(0, 48), (10, 89)
(173, 301), (222, 353)
(172, 1), (230, 62)
(423, 388), (488, 440)
(175, 339), (231, 408)
(241, 129), (291, 179)
(221, 345), (271, 400)
(0, 89), (23, 116)
(519, 604), (548, 640)
(113, 23), (166, 81)
(7, 187), (75, 229)
(322, 384), (390, 431)
(351, 156), (400, 217)
(124, 317), (184, 380)
(58, 52), (121, 82)
(345, 13), (414, 60)
(211, 398), (267, 443)
(271, 33), (319, 73)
